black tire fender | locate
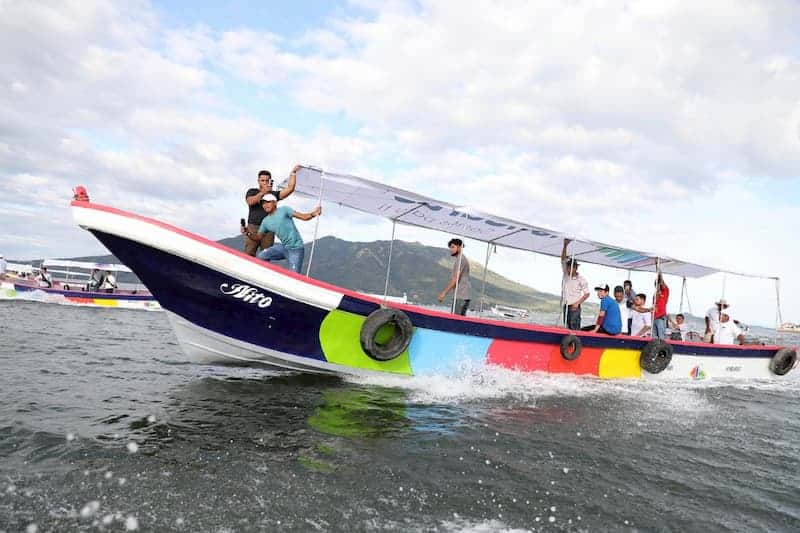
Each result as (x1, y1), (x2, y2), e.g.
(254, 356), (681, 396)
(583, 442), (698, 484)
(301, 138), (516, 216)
(640, 339), (673, 374)
(359, 308), (414, 361)
(560, 334), (582, 361)
(769, 348), (797, 376)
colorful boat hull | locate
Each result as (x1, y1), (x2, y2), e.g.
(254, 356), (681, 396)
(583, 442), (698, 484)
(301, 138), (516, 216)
(71, 201), (797, 379)
(0, 279), (161, 311)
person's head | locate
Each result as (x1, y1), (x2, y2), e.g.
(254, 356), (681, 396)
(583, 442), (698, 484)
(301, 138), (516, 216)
(565, 258), (579, 275)
(623, 280), (632, 290)
(716, 298), (729, 310)
(594, 284), (609, 299)
(257, 170), (273, 189)
(260, 192), (278, 213)
(635, 293), (647, 306)
(720, 308), (731, 322)
(448, 238), (463, 256)
(41, 266), (47, 272)
(676, 313), (685, 323)
(613, 285), (624, 302)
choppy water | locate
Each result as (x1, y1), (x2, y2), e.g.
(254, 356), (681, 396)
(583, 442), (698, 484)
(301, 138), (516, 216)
(1, 301), (799, 532)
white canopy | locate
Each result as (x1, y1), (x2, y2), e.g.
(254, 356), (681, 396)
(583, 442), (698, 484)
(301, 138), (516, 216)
(285, 166), (775, 280)
(42, 259), (132, 273)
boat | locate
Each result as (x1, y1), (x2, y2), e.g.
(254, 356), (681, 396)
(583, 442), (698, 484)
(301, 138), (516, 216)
(777, 322), (800, 333)
(489, 304), (530, 320)
(70, 168), (797, 379)
(0, 259), (161, 311)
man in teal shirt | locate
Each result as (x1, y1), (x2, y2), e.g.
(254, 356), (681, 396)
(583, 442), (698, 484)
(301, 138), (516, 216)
(242, 193), (321, 274)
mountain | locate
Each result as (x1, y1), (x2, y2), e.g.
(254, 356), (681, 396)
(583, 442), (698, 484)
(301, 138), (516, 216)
(16, 236), (574, 313)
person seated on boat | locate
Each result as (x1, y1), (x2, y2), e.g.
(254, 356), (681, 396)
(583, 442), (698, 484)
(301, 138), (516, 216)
(437, 238), (472, 316)
(668, 313), (690, 341)
(704, 298), (728, 343)
(243, 166), (299, 258)
(629, 293), (652, 337)
(101, 270), (118, 293)
(561, 239), (589, 330)
(242, 192), (321, 274)
(613, 285), (630, 334)
(652, 272), (669, 340)
(37, 266), (53, 288)
(581, 284), (622, 335)
(713, 308), (744, 345)
(86, 268), (106, 291)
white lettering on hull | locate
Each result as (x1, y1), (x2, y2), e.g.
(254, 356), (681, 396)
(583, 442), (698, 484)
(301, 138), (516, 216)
(219, 283), (273, 308)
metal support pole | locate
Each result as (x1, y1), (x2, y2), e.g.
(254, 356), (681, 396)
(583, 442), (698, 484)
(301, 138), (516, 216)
(775, 278), (783, 344)
(679, 277), (686, 313)
(305, 171), (326, 277)
(479, 242), (491, 313)
(382, 220), (397, 304)
(451, 248), (464, 315)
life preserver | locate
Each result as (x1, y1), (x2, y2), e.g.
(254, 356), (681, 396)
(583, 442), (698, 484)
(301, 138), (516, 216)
(359, 308), (414, 361)
(769, 348), (797, 376)
(639, 340), (673, 374)
(559, 334), (582, 361)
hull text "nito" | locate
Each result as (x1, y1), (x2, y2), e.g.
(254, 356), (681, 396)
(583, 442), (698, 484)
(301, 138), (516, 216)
(220, 283), (273, 308)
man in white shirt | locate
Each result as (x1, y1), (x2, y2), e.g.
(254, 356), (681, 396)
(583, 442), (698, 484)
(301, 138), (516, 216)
(714, 308), (744, 345)
(560, 239), (589, 330)
(629, 293), (652, 337)
(705, 298), (729, 343)
(613, 285), (630, 334)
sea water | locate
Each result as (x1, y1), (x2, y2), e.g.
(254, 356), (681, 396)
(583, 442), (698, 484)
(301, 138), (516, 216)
(1, 301), (798, 531)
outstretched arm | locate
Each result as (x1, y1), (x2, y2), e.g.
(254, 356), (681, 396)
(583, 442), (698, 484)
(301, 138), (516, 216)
(277, 165), (300, 200)
(561, 238), (571, 274)
(292, 205), (322, 221)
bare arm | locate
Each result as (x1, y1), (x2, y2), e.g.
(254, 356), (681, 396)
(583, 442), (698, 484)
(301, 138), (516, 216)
(277, 165), (300, 200)
(246, 189), (269, 207)
(292, 205), (322, 221)
(560, 238), (571, 274)
(636, 325), (651, 336)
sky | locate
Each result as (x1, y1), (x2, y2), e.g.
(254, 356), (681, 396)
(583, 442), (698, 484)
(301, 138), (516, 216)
(0, 0), (798, 326)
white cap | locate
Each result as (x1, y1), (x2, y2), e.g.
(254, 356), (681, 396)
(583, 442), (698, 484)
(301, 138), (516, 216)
(720, 307), (732, 317)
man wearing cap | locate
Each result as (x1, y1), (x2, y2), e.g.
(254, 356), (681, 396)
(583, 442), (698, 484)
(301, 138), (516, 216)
(242, 193), (321, 274)
(584, 284), (622, 335)
(713, 308), (744, 345)
(561, 239), (589, 330)
(704, 299), (729, 343)
(243, 165), (299, 257)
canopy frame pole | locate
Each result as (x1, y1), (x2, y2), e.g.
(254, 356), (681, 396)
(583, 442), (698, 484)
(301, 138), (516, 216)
(721, 272), (727, 300)
(305, 171), (326, 277)
(382, 220), (397, 304)
(381, 202), (426, 304)
(650, 258), (661, 338)
(452, 247), (464, 315)
(775, 277), (783, 344)
(479, 242), (492, 314)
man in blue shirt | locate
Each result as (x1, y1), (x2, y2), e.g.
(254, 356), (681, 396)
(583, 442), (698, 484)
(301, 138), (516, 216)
(586, 284), (622, 335)
(242, 193), (321, 274)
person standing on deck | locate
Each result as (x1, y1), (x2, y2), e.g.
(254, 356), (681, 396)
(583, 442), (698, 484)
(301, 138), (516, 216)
(561, 239), (589, 330)
(652, 273), (669, 339)
(438, 238), (472, 316)
(614, 285), (630, 334)
(704, 298), (729, 343)
(243, 193), (321, 274)
(583, 284), (622, 335)
(623, 280), (636, 334)
(243, 166), (298, 257)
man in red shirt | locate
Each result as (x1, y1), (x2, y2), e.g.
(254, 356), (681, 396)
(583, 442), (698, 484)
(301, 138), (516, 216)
(652, 272), (669, 339)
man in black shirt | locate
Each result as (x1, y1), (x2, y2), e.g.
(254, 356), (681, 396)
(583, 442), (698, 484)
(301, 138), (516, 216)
(244, 165), (298, 256)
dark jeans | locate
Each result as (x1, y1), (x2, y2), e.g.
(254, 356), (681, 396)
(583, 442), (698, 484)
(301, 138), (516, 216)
(564, 304), (581, 330)
(454, 299), (470, 316)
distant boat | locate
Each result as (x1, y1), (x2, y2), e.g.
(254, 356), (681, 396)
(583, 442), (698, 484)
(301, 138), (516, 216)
(0, 259), (160, 311)
(70, 167), (798, 379)
(778, 322), (800, 333)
